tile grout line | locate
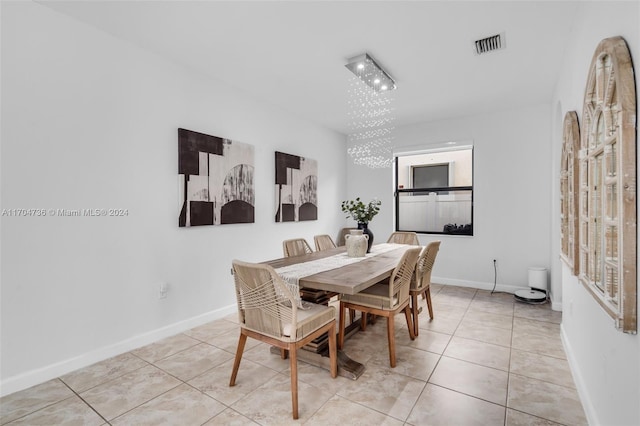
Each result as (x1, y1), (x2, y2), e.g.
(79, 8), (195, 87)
(59, 378), (111, 425)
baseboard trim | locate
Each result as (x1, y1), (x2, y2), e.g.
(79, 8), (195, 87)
(560, 324), (597, 425)
(432, 276), (524, 294)
(0, 304), (236, 397)
(550, 294), (563, 312)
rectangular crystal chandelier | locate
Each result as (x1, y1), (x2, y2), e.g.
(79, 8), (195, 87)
(345, 53), (396, 168)
(345, 53), (396, 92)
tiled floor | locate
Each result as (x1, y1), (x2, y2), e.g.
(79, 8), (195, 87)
(0, 285), (587, 425)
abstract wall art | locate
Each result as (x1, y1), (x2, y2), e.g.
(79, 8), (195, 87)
(178, 128), (254, 227)
(274, 151), (317, 222)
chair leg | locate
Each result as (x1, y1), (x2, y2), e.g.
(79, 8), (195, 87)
(289, 344), (299, 420)
(229, 332), (247, 386)
(387, 314), (396, 368)
(338, 302), (346, 350)
(425, 288), (434, 319)
(328, 322), (338, 378)
(360, 312), (367, 331)
(349, 308), (355, 324)
(404, 306), (415, 340)
(411, 292), (419, 336)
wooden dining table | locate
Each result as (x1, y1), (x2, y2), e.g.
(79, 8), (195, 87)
(263, 243), (414, 379)
(265, 244), (413, 294)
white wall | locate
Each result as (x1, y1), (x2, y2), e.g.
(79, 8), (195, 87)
(396, 149), (473, 188)
(347, 104), (552, 295)
(0, 1), (346, 395)
(552, 2), (639, 425)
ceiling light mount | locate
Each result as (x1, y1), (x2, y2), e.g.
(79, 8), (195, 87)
(345, 53), (396, 92)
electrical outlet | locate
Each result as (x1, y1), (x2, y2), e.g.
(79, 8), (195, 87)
(159, 282), (169, 299)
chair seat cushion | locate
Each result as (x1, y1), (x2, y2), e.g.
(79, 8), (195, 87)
(283, 303), (335, 339)
(341, 283), (398, 310)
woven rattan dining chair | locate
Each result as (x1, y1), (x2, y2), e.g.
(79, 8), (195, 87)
(282, 238), (313, 257)
(410, 241), (441, 336)
(337, 227), (358, 246)
(314, 234), (337, 251)
(387, 231), (420, 245)
(230, 260), (337, 420)
(338, 247), (421, 368)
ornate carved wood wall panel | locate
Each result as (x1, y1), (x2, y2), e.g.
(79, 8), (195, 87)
(560, 111), (580, 275)
(579, 36), (637, 333)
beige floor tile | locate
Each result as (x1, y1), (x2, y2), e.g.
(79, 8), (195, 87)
(205, 329), (260, 354)
(514, 303), (562, 324)
(506, 408), (563, 425)
(513, 317), (561, 339)
(432, 293), (473, 309)
(296, 360), (354, 395)
(306, 395), (404, 425)
(507, 374), (587, 425)
(241, 342), (290, 372)
(510, 349), (575, 389)
(402, 329), (452, 355)
(417, 314), (461, 335)
(183, 319), (239, 342)
(368, 345), (440, 381)
(444, 336), (511, 371)
(80, 365), (181, 420)
(406, 383), (505, 426)
(153, 342), (234, 381)
(337, 363), (426, 421)
(455, 320), (513, 347)
(3, 395), (104, 426)
(0, 379), (74, 424)
(132, 333), (200, 363)
(461, 310), (514, 330)
(439, 285), (478, 297)
(468, 298), (515, 316)
(60, 352), (148, 393)
(203, 408), (259, 425)
(221, 313), (241, 324)
(429, 356), (508, 405)
(111, 383), (225, 425)
(0, 294), (581, 426)
(430, 301), (468, 320)
(231, 373), (333, 425)
(189, 358), (279, 406)
(474, 290), (516, 305)
(338, 322), (386, 366)
(430, 283), (445, 293)
(511, 330), (566, 360)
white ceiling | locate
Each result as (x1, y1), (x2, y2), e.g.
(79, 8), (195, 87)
(40, 1), (580, 135)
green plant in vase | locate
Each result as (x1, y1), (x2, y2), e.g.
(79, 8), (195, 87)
(341, 197), (381, 252)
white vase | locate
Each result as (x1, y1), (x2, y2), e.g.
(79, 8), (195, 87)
(345, 229), (368, 258)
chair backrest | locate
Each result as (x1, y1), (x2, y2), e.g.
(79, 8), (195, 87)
(337, 228), (358, 246)
(387, 232), (420, 245)
(387, 247), (422, 304)
(314, 234), (337, 251)
(412, 241), (441, 291)
(282, 238), (313, 257)
(232, 260), (296, 341)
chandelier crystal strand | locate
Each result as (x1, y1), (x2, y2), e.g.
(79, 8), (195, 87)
(347, 73), (396, 168)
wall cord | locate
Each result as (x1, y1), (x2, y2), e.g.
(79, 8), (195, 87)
(491, 259), (497, 294)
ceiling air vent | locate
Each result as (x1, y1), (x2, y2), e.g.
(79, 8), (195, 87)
(474, 32), (505, 55)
